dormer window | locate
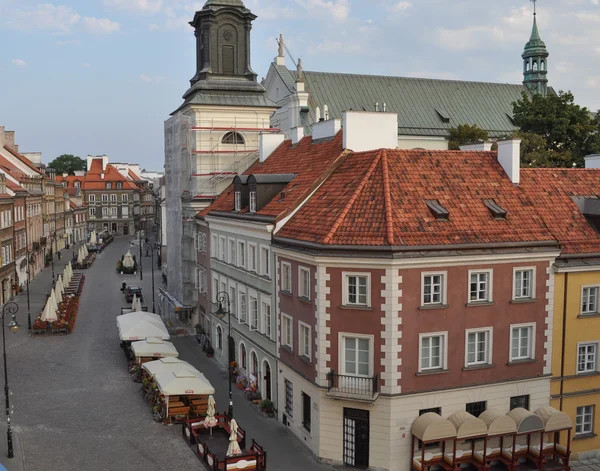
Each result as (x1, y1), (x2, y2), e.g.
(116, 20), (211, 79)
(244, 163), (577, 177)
(222, 132), (244, 145)
(117, 182), (123, 189)
(74, 181), (81, 188)
(234, 191), (241, 211)
(483, 199), (507, 219)
(425, 200), (450, 220)
(106, 183), (112, 189)
(249, 191), (257, 213)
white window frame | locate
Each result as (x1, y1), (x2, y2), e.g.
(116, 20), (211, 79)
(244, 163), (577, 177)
(298, 266), (311, 300)
(249, 292), (258, 331)
(343, 272), (371, 307)
(260, 246), (270, 278)
(228, 282), (237, 319)
(261, 297), (272, 339)
(219, 236), (226, 261)
(509, 322), (536, 362)
(88, 194), (95, 203)
(211, 235), (218, 259)
(513, 267), (536, 300)
(197, 233), (207, 253)
(298, 321), (311, 360)
(421, 271), (447, 306)
(576, 405), (594, 435)
(577, 342), (599, 374)
(281, 313), (293, 350)
(102, 194), (108, 203)
(464, 327), (493, 367)
(110, 194), (117, 203)
(238, 287), (247, 324)
(468, 269), (493, 303)
(212, 275), (219, 303)
(248, 243), (257, 272)
(281, 261), (292, 293)
(340, 333), (373, 377)
(228, 238), (236, 265)
(581, 285), (600, 315)
(234, 191), (241, 211)
(418, 331), (448, 372)
(237, 241), (246, 268)
(122, 194), (128, 203)
(249, 191), (256, 213)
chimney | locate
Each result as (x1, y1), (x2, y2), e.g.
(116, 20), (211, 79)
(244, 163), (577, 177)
(342, 111), (398, 152)
(87, 155), (94, 171)
(290, 127), (304, 145)
(497, 139), (521, 185)
(584, 154), (600, 169)
(460, 141), (493, 152)
(102, 155), (108, 171)
(311, 118), (341, 141)
(3, 131), (15, 151)
(0, 127), (4, 147)
(259, 133), (285, 163)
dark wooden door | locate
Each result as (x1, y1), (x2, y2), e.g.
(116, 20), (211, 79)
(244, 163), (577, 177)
(264, 362), (271, 401)
(343, 408), (369, 468)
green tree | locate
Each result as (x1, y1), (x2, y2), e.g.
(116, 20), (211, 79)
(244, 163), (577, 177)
(48, 154), (86, 175)
(448, 124), (489, 150)
(513, 91), (600, 167)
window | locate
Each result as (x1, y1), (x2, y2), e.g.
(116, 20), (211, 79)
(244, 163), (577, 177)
(229, 239), (236, 265)
(102, 194), (108, 203)
(514, 268), (534, 299)
(262, 300), (272, 339)
(465, 328), (492, 367)
(344, 273), (369, 306)
(422, 272), (446, 306)
(197, 233), (207, 253)
(217, 326), (223, 350)
(240, 343), (247, 369)
(122, 194), (128, 203)
(510, 395), (530, 410)
(260, 247), (270, 278)
(299, 267), (310, 299)
(282, 314), (293, 350)
(302, 392), (311, 432)
(102, 207), (109, 217)
(281, 262), (292, 293)
(222, 131), (244, 145)
(251, 351), (258, 376)
(212, 276), (219, 303)
(248, 244), (257, 272)
(234, 191), (241, 211)
(285, 379), (293, 417)
(74, 181), (81, 188)
(250, 295), (258, 331)
(89, 208), (96, 217)
(229, 285), (236, 318)
(469, 270), (492, 302)
(299, 322), (311, 359)
(510, 324), (535, 361)
(106, 183), (112, 189)
(237, 241), (245, 268)
(582, 286), (599, 315)
(466, 401), (487, 418)
(219, 236), (226, 261)
(249, 191), (256, 213)
(211, 235), (218, 258)
(419, 332), (447, 371)
(111, 207), (117, 217)
(195, 266), (206, 292)
(116, 182), (122, 189)
(110, 194), (117, 203)
(576, 406), (594, 435)
(419, 407), (441, 416)
(122, 207), (128, 218)
(239, 290), (247, 323)
(89, 194), (96, 203)
(578, 343), (598, 374)
(343, 336), (370, 376)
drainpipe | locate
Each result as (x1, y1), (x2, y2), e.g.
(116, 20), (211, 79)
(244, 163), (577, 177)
(559, 273), (568, 411)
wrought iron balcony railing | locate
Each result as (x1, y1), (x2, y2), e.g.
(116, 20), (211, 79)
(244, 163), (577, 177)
(326, 369), (379, 402)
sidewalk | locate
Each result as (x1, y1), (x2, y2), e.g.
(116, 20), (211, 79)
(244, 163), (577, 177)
(0, 423), (25, 471)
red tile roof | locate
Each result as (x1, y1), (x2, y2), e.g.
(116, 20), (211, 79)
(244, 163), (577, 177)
(201, 134), (346, 219)
(83, 162), (137, 190)
(521, 169), (600, 255)
(3, 146), (41, 174)
(277, 149), (555, 248)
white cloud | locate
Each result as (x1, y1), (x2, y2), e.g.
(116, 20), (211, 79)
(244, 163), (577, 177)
(12, 59), (26, 67)
(83, 17), (121, 35)
(295, 0), (349, 22)
(392, 1), (411, 11)
(7, 4), (80, 33)
(103, 0), (163, 15)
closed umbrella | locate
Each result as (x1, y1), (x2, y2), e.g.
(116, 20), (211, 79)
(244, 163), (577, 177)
(122, 251), (135, 269)
(77, 247), (84, 265)
(90, 231), (97, 245)
(131, 294), (140, 312)
(63, 267), (70, 286)
(49, 289), (59, 314)
(83, 244), (89, 257)
(226, 419), (242, 456)
(204, 395), (217, 432)
(40, 298), (58, 322)
(56, 275), (65, 294)
(67, 261), (73, 277)
(54, 279), (63, 304)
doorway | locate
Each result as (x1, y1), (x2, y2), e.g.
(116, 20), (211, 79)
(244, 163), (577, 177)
(343, 408), (370, 468)
(123, 224), (129, 235)
(262, 360), (272, 401)
(111, 223), (117, 233)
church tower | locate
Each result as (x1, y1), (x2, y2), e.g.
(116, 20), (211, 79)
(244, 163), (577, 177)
(522, 2), (549, 96)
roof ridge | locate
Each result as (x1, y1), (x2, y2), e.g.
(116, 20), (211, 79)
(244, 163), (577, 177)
(380, 150), (396, 246)
(323, 151), (382, 245)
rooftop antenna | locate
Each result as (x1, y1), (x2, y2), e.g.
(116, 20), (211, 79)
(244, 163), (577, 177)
(531, 0), (537, 16)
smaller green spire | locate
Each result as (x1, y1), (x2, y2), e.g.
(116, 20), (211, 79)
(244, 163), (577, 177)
(522, 6), (549, 96)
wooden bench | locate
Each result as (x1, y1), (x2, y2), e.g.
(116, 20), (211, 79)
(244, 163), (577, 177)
(166, 406), (190, 423)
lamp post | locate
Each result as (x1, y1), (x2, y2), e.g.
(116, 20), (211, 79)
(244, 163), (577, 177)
(214, 292), (233, 417)
(138, 226), (143, 281)
(146, 242), (156, 313)
(26, 253), (31, 331)
(51, 232), (55, 284)
(2, 302), (21, 458)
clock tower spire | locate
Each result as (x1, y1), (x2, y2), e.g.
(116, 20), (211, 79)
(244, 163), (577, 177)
(522, 0), (549, 96)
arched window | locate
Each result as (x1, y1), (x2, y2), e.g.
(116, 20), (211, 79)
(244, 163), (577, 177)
(526, 62), (531, 72)
(541, 61), (545, 71)
(217, 326), (223, 350)
(251, 351), (258, 376)
(533, 61), (538, 71)
(240, 343), (247, 369)
(222, 132), (244, 145)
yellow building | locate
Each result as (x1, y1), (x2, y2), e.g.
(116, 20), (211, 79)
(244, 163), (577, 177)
(522, 167), (600, 460)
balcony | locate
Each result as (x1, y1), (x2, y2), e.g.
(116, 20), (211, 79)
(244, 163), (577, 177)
(326, 370), (379, 402)
(32, 242), (40, 251)
(40, 237), (47, 246)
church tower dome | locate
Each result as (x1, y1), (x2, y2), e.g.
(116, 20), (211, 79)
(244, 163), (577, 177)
(522, 1), (549, 96)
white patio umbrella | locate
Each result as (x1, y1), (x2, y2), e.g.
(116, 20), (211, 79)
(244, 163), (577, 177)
(83, 244), (89, 257)
(63, 267), (70, 287)
(49, 289), (59, 314)
(77, 247), (84, 265)
(204, 395), (217, 431)
(131, 294), (141, 312)
(56, 275), (65, 294)
(90, 231), (97, 245)
(54, 280), (63, 304)
(122, 251), (135, 269)
(226, 419), (242, 456)
(67, 261), (73, 277)
(40, 298), (58, 322)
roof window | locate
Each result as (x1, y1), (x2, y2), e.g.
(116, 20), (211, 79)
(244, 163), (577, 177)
(222, 132), (244, 145)
(425, 200), (450, 220)
(435, 108), (450, 124)
(483, 199), (507, 219)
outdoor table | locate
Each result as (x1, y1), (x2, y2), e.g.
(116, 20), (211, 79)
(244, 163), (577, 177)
(169, 401), (185, 408)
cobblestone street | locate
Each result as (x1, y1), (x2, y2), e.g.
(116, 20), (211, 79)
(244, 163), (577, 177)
(0, 236), (337, 471)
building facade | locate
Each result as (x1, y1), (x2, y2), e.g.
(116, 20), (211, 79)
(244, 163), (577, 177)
(0, 176), (15, 303)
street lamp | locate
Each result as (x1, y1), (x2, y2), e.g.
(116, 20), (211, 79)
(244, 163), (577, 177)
(145, 242), (157, 313)
(214, 291), (233, 418)
(138, 226), (143, 281)
(51, 231), (55, 283)
(2, 302), (21, 458)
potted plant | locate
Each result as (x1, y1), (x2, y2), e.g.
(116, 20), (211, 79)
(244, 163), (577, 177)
(259, 399), (274, 417)
(205, 345), (214, 358)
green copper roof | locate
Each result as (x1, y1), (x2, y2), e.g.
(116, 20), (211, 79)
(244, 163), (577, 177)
(523, 16), (548, 57)
(203, 0), (245, 8)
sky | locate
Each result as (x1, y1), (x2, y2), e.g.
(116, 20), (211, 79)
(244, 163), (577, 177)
(1, 0), (599, 171)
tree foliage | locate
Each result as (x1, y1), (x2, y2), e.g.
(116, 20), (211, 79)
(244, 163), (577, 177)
(448, 124), (489, 150)
(512, 91), (600, 167)
(48, 154), (86, 175)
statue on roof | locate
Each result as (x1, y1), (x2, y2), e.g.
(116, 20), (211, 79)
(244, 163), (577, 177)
(278, 34), (284, 58)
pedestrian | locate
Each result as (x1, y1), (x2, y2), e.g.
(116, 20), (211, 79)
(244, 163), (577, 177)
(57, 251), (61, 260)
(121, 281), (127, 293)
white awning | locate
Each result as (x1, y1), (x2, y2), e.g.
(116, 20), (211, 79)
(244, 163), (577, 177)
(154, 370), (215, 396)
(116, 312), (169, 341)
(131, 338), (179, 359)
(142, 357), (199, 378)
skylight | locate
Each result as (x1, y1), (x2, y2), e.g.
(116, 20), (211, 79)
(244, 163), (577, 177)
(483, 199), (507, 219)
(426, 200), (450, 220)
